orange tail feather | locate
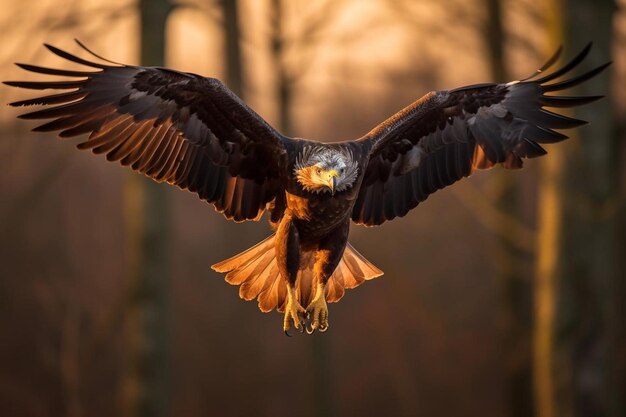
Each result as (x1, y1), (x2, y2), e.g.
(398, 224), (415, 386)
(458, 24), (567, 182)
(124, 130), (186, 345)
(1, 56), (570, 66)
(212, 235), (383, 312)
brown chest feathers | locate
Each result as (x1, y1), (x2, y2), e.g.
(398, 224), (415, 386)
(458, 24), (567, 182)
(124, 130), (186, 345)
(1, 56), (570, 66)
(285, 191), (353, 239)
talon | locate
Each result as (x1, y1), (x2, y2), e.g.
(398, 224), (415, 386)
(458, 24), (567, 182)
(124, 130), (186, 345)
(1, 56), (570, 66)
(283, 285), (306, 335)
(305, 283), (329, 334)
(284, 329), (292, 337)
(306, 324), (316, 335)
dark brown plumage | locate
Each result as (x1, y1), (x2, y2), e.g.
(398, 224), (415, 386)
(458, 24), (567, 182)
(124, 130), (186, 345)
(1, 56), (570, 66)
(5, 41), (608, 334)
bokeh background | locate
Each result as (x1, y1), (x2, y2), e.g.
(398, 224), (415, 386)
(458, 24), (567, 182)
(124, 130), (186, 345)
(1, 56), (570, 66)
(1, 1), (625, 416)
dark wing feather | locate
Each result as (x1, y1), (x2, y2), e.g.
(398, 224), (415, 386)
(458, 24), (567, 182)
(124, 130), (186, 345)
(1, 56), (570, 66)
(5, 41), (291, 222)
(353, 44), (608, 226)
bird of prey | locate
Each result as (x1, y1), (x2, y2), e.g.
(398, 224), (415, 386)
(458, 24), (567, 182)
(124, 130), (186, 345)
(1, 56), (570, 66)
(5, 41), (608, 335)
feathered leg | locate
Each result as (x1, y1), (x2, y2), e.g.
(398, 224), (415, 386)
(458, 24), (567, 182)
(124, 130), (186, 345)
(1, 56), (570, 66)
(307, 220), (349, 333)
(275, 213), (306, 335)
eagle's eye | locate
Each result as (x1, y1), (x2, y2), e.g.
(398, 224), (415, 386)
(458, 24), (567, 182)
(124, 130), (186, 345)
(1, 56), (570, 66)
(316, 168), (322, 175)
(340, 168), (345, 174)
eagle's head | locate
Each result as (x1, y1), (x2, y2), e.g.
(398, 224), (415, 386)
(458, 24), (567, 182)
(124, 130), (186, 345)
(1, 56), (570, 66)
(294, 146), (359, 194)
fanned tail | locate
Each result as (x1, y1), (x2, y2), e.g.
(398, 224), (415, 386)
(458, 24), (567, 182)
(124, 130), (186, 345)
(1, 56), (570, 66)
(211, 235), (383, 313)
(211, 235), (286, 312)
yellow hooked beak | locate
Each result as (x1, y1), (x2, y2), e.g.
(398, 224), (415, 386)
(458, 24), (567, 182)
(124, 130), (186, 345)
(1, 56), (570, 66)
(326, 170), (339, 193)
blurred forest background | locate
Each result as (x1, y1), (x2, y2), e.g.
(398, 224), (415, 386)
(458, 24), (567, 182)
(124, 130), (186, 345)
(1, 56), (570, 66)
(1, 0), (625, 416)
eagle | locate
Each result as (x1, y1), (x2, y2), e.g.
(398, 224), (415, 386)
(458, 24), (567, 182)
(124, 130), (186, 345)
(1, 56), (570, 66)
(5, 41), (608, 335)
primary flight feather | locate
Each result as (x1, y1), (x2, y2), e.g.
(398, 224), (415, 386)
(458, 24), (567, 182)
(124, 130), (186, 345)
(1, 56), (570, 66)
(5, 41), (608, 335)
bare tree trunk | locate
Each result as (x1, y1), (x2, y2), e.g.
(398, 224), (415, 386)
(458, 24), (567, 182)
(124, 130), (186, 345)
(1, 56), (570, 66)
(61, 304), (82, 417)
(269, 0), (292, 136)
(484, 0), (505, 82)
(483, 2), (533, 416)
(534, 150), (562, 417)
(535, 2), (622, 417)
(534, 2), (564, 417)
(221, 0), (243, 97)
(121, 1), (171, 416)
(559, 1), (622, 416)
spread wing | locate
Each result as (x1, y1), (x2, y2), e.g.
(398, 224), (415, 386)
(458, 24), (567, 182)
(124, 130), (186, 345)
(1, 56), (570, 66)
(5, 41), (292, 222)
(352, 44), (609, 226)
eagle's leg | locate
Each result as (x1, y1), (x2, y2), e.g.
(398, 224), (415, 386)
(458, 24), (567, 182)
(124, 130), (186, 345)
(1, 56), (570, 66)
(306, 279), (329, 333)
(284, 285), (306, 336)
(306, 221), (349, 334)
(276, 213), (306, 335)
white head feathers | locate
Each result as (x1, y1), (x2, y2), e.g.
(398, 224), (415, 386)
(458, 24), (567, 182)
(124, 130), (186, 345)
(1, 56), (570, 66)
(294, 146), (359, 194)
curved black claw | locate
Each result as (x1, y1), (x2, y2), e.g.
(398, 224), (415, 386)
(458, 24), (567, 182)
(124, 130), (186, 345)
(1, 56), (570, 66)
(284, 329), (292, 337)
